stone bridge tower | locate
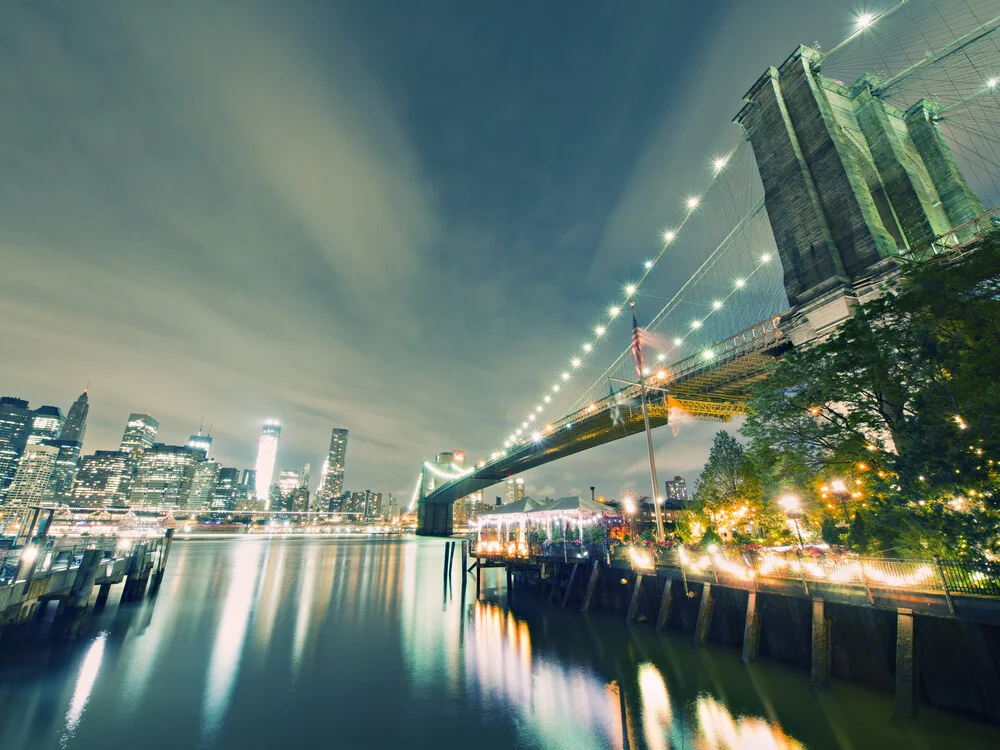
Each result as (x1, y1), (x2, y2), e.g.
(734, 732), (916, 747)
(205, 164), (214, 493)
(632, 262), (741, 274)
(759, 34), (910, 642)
(735, 46), (983, 343)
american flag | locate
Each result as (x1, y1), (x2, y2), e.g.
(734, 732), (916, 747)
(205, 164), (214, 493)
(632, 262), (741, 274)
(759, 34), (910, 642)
(630, 307), (644, 379)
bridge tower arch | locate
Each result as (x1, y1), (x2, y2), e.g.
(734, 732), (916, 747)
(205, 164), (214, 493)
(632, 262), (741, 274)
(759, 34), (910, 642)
(735, 45), (984, 344)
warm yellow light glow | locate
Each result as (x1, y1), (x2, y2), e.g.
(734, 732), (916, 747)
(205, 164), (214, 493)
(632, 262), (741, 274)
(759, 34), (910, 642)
(528, 414), (536, 422)
(673, 337), (683, 346)
(702, 350), (714, 360)
(657, 353), (666, 361)
(712, 300), (723, 310)
(761, 253), (772, 263)
(735, 278), (745, 288)
(644, 260), (654, 269)
(544, 395), (551, 403)
(713, 156), (728, 173)
(988, 77), (999, 89)
(856, 12), (874, 29)
(780, 495), (800, 512)
(583, 343), (593, 352)
(691, 320), (702, 329)
(571, 357), (581, 368)
(831, 479), (846, 493)
(561, 372), (570, 380)
(595, 325), (606, 337)
(609, 305), (621, 318)
(552, 384), (560, 392)
(686, 196), (700, 209)
(663, 230), (676, 242)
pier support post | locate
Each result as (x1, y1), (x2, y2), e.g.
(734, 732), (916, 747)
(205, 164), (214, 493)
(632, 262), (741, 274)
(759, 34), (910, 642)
(626, 574), (644, 624)
(562, 564), (580, 608)
(461, 541), (468, 596)
(95, 583), (112, 610)
(581, 561), (600, 614)
(655, 578), (673, 632)
(693, 583), (714, 647)
(68, 549), (103, 611)
(506, 567), (513, 604)
(742, 592), (761, 663)
(811, 598), (831, 687)
(548, 564), (561, 603)
(475, 562), (481, 600)
(150, 529), (174, 593)
(894, 608), (918, 717)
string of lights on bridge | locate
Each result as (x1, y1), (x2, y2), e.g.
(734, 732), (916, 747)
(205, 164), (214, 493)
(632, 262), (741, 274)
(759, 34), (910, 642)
(488, 7), (919, 464)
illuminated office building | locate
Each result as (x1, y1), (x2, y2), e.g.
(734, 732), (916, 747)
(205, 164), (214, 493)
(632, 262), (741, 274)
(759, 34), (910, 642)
(60, 389), (89, 444)
(44, 438), (83, 502)
(187, 429), (212, 459)
(317, 428), (348, 507)
(254, 420), (281, 509)
(212, 467), (240, 510)
(129, 444), (198, 507)
(26, 405), (64, 446)
(120, 413), (159, 456)
(71, 450), (129, 507)
(0, 397), (32, 498)
(5, 444), (58, 507)
(189, 459), (220, 509)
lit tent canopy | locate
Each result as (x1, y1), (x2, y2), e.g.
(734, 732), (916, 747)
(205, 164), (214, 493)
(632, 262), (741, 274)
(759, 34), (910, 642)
(477, 495), (616, 548)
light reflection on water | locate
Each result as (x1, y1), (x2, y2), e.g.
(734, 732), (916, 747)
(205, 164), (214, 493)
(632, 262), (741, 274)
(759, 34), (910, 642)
(0, 538), (998, 750)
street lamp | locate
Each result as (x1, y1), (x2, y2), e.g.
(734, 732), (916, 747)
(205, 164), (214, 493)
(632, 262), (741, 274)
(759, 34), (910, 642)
(831, 479), (851, 525)
(623, 496), (636, 542)
(780, 494), (805, 549)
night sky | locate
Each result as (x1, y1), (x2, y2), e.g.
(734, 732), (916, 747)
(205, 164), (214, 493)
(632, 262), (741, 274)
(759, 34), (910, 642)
(0, 1), (860, 502)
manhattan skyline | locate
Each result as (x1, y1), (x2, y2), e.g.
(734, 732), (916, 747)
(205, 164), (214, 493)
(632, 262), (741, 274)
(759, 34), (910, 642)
(0, 2), (858, 502)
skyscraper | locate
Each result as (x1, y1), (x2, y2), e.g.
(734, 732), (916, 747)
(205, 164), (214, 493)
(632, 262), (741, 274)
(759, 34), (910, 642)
(188, 429), (212, 459)
(129, 444), (199, 507)
(664, 475), (688, 507)
(43, 438), (83, 502)
(71, 450), (129, 507)
(504, 476), (525, 505)
(189, 459), (220, 509)
(254, 420), (281, 509)
(212, 467), (240, 510)
(317, 428), (348, 507)
(60, 389), (89, 444)
(4, 444), (58, 507)
(0, 397), (32, 498)
(26, 405), (64, 446)
(120, 413), (160, 455)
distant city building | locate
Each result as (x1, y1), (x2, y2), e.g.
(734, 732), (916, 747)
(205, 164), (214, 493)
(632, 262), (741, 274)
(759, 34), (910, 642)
(189, 459), (221, 509)
(71, 450), (129, 507)
(212, 467), (240, 510)
(342, 489), (382, 519)
(120, 413), (159, 456)
(454, 490), (487, 524)
(26, 405), (64, 446)
(187, 429), (212, 459)
(59, 389), (89, 445)
(504, 477), (525, 505)
(129, 444), (199, 507)
(317, 428), (348, 507)
(233, 469), (257, 511)
(0, 397), (32, 498)
(43, 438), (83, 502)
(664, 475), (688, 507)
(289, 487), (310, 513)
(437, 451), (465, 468)
(254, 420), (281, 509)
(5, 444), (59, 506)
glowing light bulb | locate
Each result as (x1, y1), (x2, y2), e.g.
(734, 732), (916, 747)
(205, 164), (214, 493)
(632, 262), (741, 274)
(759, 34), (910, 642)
(532, 431), (542, 442)
(761, 253), (771, 263)
(644, 260), (654, 269)
(544, 395), (551, 403)
(609, 306), (621, 318)
(536, 405), (543, 412)
(625, 284), (636, 296)
(583, 343), (593, 352)
(856, 12), (874, 30)
(561, 372), (570, 381)
(713, 156), (728, 172)
(663, 230), (676, 242)
(571, 357), (581, 368)
(673, 337), (683, 346)
(712, 300), (723, 310)
(703, 350), (714, 360)
(520, 422), (527, 429)
(691, 320), (702, 329)
(552, 384), (560, 392)
(528, 414), (536, 422)
(686, 196), (700, 209)
(735, 278), (745, 288)
(595, 325), (606, 337)
(657, 353), (666, 362)
(988, 77), (999, 89)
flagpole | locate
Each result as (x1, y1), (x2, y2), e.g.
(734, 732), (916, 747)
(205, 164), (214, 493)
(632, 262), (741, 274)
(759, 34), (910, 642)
(631, 300), (665, 544)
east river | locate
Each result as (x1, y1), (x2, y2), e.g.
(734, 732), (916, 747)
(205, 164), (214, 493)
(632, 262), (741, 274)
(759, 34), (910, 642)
(1, 538), (999, 749)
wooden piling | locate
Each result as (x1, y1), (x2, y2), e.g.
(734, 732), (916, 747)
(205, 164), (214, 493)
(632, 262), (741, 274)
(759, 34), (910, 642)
(562, 563), (580, 608)
(475, 561), (481, 600)
(655, 578), (673, 632)
(894, 608), (918, 716)
(581, 561), (600, 614)
(693, 583), (714, 647)
(626, 574), (644, 624)
(811, 598), (831, 687)
(741, 591), (761, 663)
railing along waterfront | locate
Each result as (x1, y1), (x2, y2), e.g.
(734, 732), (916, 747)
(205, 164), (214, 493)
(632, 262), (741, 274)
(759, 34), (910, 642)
(0, 536), (126, 586)
(469, 537), (1000, 599)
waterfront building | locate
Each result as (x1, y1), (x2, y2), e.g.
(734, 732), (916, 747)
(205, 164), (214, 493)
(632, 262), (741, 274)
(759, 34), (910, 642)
(26, 405), (64, 446)
(187, 429), (212, 459)
(130, 444), (199, 507)
(4, 444), (58, 506)
(504, 477), (525, 506)
(60, 389), (89, 444)
(0, 397), (32, 498)
(664, 475), (688, 507)
(189, 459), (220, 509)
(254, 420), (281, 509)
(71, 450), (129, 507)
(43, 438), (83, 502)
(120, 413), (159, 456)
(212, 467), (240, 509)
(316, 428), (348, 507)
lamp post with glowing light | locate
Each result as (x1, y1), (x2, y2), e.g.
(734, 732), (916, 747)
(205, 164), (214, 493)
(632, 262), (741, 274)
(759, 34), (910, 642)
(831, 480), (851, 525)
(623, 496), (636, 542)
(630, 300), (665, 543)
(780, 494), (805, 549)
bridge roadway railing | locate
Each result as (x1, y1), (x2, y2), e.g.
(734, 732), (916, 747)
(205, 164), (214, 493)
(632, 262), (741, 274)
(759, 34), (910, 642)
(0, 535), (140, 587)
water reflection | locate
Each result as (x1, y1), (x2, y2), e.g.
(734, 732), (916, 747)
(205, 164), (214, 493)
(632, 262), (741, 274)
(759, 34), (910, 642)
(0, 538), (998, 750)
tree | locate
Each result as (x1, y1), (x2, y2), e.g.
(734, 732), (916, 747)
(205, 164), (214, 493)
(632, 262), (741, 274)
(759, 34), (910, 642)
(820, 517), (842, 547)
(743, 228), (1000, 558)
(847, 513), (867, 553)
(692, 431), (781, 542)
